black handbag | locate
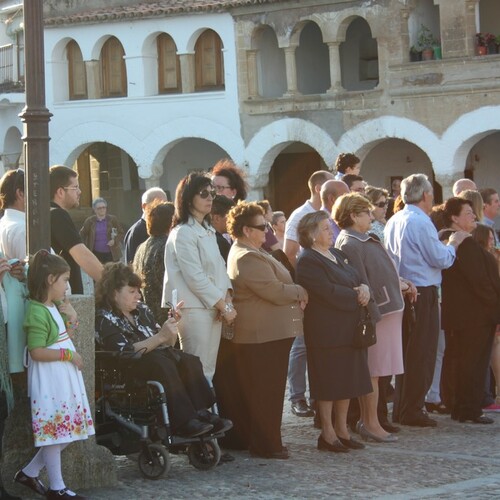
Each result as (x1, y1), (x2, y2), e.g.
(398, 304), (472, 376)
(353, 306), (376, 349)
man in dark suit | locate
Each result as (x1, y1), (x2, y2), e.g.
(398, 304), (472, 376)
(124, 187), (167, 264)
(211, 195), (235, 264)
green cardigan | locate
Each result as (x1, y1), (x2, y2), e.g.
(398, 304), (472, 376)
(24, 300), (67, 351)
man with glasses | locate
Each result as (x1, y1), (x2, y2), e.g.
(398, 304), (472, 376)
(80, 198), (124, 264)
(49, 165), (103, 294)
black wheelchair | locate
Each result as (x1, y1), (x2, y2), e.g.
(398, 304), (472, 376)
(94, 350), (226, 479)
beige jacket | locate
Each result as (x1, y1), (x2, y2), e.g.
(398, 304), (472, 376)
(227, 241), (306, 344)
(162, 216), (231, 309)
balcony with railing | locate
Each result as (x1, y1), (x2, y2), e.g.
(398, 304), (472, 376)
(0, 43), (24, 93)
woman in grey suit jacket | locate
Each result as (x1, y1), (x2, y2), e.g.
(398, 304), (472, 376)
(162, 173), (236, 383)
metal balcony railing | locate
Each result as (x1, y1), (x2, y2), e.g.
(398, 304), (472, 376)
(0, 43), (24, 92)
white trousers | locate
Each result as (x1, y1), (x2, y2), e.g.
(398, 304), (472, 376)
(178, 308), (221, 384)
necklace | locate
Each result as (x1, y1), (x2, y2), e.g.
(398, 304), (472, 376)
(312, 246), (337, 264)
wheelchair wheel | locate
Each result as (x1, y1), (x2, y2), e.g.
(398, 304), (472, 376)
(138, 443), (171, 479)
(187, 439), (221, 470)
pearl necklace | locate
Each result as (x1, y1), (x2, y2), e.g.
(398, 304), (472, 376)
(312, 246), (337, 264)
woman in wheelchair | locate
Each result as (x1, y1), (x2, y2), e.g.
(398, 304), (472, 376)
(95, 262), (232, 438)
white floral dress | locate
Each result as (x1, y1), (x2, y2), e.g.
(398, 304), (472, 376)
(28, 305), (95, 446)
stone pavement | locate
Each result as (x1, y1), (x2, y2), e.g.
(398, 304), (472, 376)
(62, 406), (500, 499)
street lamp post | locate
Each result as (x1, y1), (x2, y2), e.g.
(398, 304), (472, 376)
(19, 0), (52, 254)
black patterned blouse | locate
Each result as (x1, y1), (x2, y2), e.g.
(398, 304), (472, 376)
(95, 302), (160, 353)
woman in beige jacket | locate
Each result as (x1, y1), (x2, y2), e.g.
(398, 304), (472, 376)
(226, 202), (308, 460)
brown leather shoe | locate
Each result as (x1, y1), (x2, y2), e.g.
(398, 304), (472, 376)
(14, 470), (47, 496)
(46, 489), (86, 499)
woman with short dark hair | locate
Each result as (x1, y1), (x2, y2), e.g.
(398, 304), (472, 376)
(226, 201), (307, 459)
(440, 198), (500, 423)
(296, 210), (372, 453)
(133, 200), (175, 323)
(162, 172), (235, 383)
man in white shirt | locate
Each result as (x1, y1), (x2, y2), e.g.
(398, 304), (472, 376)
(284, 170), (334, 417)
(0, 168), (26, 260)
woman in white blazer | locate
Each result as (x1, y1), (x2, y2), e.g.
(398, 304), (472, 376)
(162, 172), (236, 383)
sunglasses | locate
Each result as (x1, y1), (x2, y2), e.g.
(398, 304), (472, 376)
(198, 188), (216, 199)
(374, 201), (388, 208)
(246, 224), (268, 232)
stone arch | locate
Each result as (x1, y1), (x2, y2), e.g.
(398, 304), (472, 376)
(338, 116), (442, 172)
(50, 122), (144, 174)
(334, 10), (382, 41)
(186, 27), (225, 53)
(144, 117), (245, 179)
(246, 118), (337, 187)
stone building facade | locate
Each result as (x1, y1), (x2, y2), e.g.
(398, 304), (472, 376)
(0, 0), (498, 222)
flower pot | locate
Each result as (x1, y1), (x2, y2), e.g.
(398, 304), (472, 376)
(477, 46), (487, 56)
(487, 42), (497, 55)
(422, 48), (434, 61)
(433, 46), (442, 60)
(409, 50), (422, 62)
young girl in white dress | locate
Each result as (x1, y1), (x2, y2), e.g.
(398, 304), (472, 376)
(14, 250), (94, 499)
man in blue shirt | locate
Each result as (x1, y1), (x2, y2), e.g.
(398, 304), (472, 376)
(385, 174), (469, 427)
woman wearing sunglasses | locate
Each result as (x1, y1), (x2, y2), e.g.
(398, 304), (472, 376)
(162, 172), (236, 384)
(365, 186), (389, 244)
(225, 202), (308, 459)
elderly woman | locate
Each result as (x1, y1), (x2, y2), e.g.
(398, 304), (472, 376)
(162, 172), (236, 383)
(80, 197), (124, 263)
(440, 198), (500, 424)
(226, 202), (307, 459)
(364, 186), (389, 243)
(133, 200), (175, 324)
(334, 194), (416, 442)
(95, 263), (231, 438)
(296, 211), (372, 453)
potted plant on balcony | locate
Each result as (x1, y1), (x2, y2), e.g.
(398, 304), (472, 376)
(409, 45), (422, 62)
(475, 33), (495, 55)
(417, 24), (436, 61)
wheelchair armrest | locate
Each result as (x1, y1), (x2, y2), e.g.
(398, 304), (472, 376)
(95, 350), (144, 362)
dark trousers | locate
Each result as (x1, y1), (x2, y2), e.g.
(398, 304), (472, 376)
(394, 286), (439, 422)
(232, 338), (293, 456)
(134, 348), (215, 431)
(451, 325), (495, 420)
(213, 338), (246, 449)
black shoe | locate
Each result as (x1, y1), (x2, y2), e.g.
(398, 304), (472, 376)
(425, 402), (450, 414)
(291, 400), (315, 417)
(197, 409), (233, 433)
(380, 421), (401, 433)
(458, 414), (494, 424)
(338, 436), (365, 450)
(177, 418), (214, 438)
(0, 486), (21, 500)
(13, 470), (47, 496)
(401, 413), (437, 428)
(317, 435), (350, 453)
(46, 489), (86, 499)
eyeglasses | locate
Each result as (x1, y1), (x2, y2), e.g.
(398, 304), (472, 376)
(214, 185), (231, 192)
(63, 185), (80, 191)
(198, 188), (216, 199)
(374, 201), (388, 208)
(246, 224), (268, 232)
(95, 205), (107, 210)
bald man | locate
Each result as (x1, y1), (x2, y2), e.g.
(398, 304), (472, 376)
(320, 180), (350, 245)
(452, 178), (477, 196)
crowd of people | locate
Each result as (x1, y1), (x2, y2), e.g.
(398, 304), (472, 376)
(0, 155), (499, 499)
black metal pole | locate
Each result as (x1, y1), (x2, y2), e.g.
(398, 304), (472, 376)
(19, 0), (52, 254)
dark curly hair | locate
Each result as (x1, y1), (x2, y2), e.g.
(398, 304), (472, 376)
(442, 197), (472, 228)
(226, 201), (264, 239)
(212, 159), (248, 202)
(95, 262), (142, 315)
(172, 172), (212, 227)
(335, 153), (360, 175)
